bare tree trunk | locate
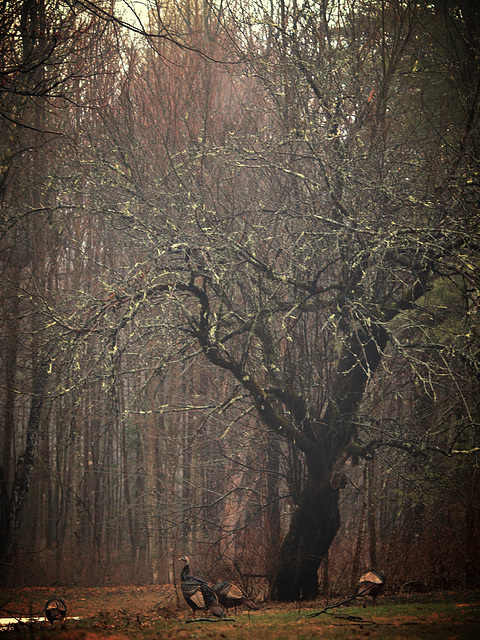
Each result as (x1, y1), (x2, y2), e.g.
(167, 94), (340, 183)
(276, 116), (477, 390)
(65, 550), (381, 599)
(2, 276), (19, 492)
(351, 465), (369, 590)
(6, 357), (49, 558)
(464, 463), (480, 587)
(265, 437), (282, 555)
(143, 419), (160, 583)
(0, 273), (20, 565)
(270, 476), (340, 600)
(367, 457), (377, 569)
(120, 408), (136, 560)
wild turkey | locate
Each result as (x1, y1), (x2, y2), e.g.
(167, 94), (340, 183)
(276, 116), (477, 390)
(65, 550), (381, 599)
(212, 581), (259, 612)
(45, 598), (66, 624)
(356, 570), (386, 606)
(179, 556), (225, 619)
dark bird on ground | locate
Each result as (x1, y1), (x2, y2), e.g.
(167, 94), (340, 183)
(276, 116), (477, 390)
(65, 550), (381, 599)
(356, 570), (386, 606)
(212, 581), (259, 612)
(45, 598), (67, 624)
(179, 556), (226, 619)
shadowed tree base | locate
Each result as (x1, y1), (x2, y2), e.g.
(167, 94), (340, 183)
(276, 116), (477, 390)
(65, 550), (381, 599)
(270, 480), (341, 601)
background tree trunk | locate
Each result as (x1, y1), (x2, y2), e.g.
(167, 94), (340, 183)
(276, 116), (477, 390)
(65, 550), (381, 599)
(6, 357), (49, 559)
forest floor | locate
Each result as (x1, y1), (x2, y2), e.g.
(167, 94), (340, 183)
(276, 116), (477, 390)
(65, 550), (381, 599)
(0, 585), (479, 639)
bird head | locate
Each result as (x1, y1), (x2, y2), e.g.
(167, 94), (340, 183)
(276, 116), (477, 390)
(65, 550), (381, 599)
(179, 555), (189, 564)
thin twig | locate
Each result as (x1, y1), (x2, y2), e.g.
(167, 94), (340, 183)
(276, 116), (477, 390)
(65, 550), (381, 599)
(185, 617), (236, 623)
(307, 589), (370, 618)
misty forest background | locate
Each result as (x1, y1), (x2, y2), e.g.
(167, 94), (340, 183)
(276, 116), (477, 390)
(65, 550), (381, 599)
(1, 0), (479, 599)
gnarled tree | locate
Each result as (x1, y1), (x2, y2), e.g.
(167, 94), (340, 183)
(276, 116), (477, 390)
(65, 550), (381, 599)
(3, 0), (478, 597)
(57, 0), (479, 599)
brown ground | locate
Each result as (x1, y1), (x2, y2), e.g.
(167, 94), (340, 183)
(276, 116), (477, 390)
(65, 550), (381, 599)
(1, 586), (479, 639)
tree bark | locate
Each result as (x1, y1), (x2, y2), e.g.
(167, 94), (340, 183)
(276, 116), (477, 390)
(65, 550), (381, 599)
(271, 478), (340, 600)
(0, 277), (20, 562)
(0, 356), (49, 566)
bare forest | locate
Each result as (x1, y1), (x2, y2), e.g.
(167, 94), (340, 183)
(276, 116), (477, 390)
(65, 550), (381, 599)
(0, 0), (479, 601)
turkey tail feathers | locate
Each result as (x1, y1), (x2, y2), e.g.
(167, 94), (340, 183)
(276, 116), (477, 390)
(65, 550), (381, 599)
(212, 581), (259, 610)
(200, 582), (226, 618)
